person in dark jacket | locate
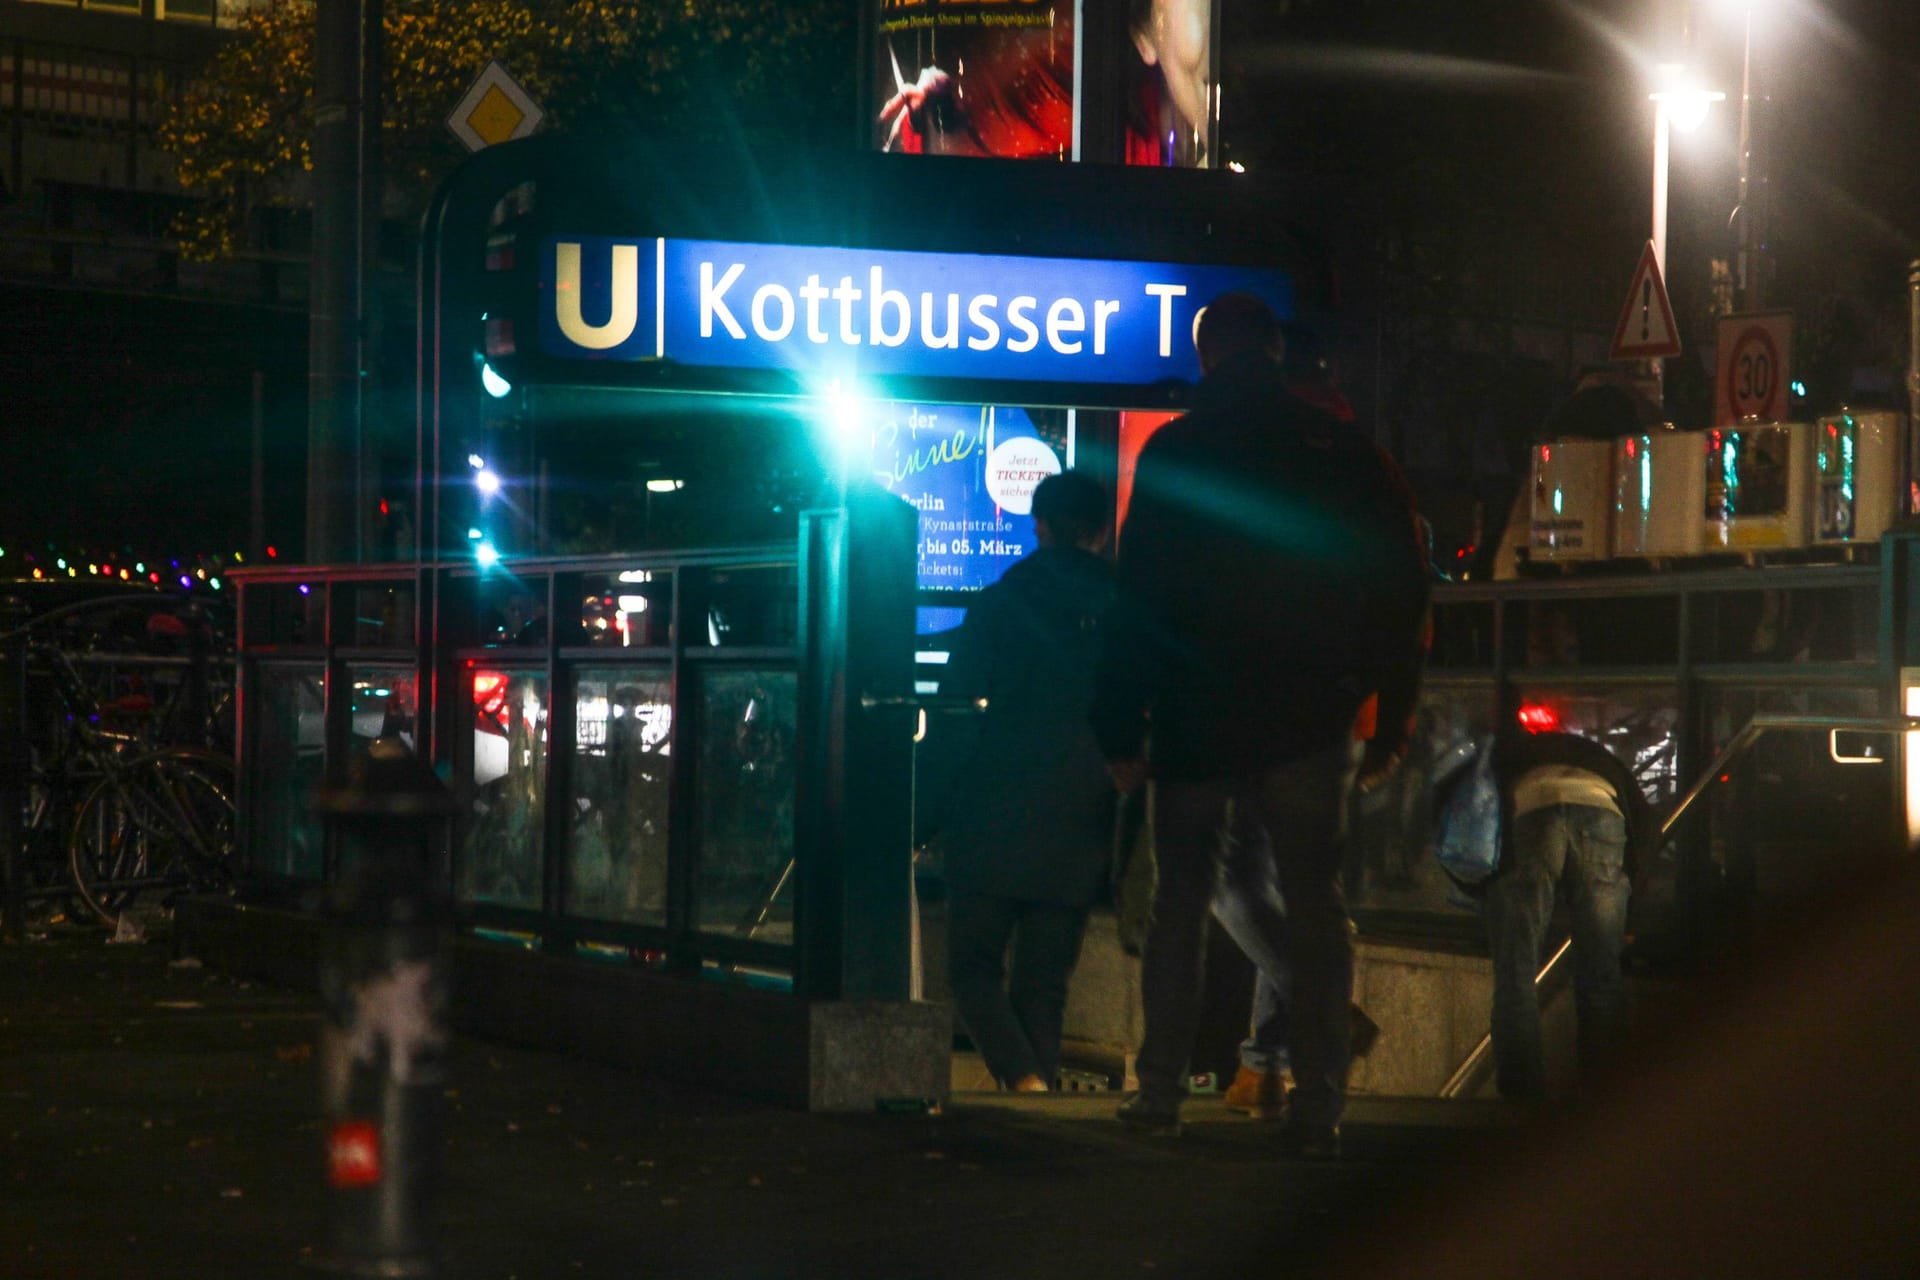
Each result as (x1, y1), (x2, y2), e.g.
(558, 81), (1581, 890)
(928, 470), (1116, 1092)
(1093, 293), (1430, 1152)
(1484, 723), (1654, 1099)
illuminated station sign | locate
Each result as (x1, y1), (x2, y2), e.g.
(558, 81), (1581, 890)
(540, 236), (1292, 386)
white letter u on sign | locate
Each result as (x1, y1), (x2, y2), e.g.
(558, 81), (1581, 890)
(554, 241), (639, 350)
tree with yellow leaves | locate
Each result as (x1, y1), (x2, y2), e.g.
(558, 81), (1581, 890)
(158, 0), (852, 260)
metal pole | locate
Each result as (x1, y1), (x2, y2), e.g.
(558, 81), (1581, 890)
(1733, 3), (1758, 312)
(185, 606), (212, 750)
(0, 598), (29, 943)
(251, 370), (267, 564)
(356, 0), (386, 563)
(1907, 261), (1920, 461)
(308, 0), (382, 566)
(1651, 100), (1671, 407)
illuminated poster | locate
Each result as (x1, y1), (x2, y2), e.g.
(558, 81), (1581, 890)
(874, 0), (1075, 158)
(1115, 408), (1178, 532)
(867, 402), (1071, 591)
(1124, 0), (1213, 167)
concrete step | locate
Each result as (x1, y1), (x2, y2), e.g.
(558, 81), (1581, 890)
(925, 902), (1591, 1102)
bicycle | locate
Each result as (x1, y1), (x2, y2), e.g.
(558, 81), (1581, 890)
(65, 741), (235, 929)
(3, 591), (237, 929)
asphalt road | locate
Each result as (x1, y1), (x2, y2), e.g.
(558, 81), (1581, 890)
(0, 923), (1516, 1280)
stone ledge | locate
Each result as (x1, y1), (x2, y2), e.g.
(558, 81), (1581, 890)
(176, 898), (949, 1112)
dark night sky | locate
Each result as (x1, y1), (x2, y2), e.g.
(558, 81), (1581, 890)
(7, 0), (1920, 561)
(1, 285), (308, 566)
(1223, 0), (1920, 412)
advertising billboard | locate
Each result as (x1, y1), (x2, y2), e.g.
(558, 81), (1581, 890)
(1116, 408), (1178, 531)
(869, 0), (1216, 166)
(874, 0), (1075, 158)
(1124, 0), (1214, 167)
(864, 400), (1072, 592)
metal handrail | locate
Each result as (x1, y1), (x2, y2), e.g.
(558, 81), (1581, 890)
(1438, 714), (1915, 1099)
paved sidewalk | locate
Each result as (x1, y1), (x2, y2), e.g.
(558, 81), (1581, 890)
(1, 925), (1515, 1280)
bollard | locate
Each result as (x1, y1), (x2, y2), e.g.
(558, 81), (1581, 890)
(313, 736), (456, 1276)
(0, 595), (31, 944)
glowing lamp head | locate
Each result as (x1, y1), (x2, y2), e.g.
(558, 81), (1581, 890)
(475, 469), (502, 497)
(480, 361), (512, 399)
(1651, 66), (1723, 134)
(475, 541), (501, 568)
(821, 379), (869, 459)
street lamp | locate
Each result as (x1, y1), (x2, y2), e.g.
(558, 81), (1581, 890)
(1647, 67), (1722, 405)
(1650, 67), (1723, 277)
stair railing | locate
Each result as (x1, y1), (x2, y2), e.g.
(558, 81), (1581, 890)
(1438, 714), (1912, 1099)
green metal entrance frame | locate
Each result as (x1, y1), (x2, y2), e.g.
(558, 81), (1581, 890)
(222, 500), (935, 1105)
(230, 502), (915, 996)
(399, 137), (1314, 968)
(205, 133), (1324, 1104)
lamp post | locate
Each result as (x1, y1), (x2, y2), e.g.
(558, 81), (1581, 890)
(1648, 69), (1722, 405)
(1650, 73), (1724, 271)
(1726, 0), (1765, 312)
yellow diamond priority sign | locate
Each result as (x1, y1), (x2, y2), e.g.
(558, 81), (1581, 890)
(447, 60), (543, 152)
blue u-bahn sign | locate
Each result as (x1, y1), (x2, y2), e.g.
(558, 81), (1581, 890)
(539, 236), (1292, 385)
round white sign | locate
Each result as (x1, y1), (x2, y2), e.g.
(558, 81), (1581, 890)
(984, 437), (1062, 515)
(1724, 324), (1783, 421)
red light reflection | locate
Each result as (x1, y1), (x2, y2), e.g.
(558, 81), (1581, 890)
(1517, 703), (1560, 733)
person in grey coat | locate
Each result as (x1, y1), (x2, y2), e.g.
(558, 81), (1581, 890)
(925, 470), (1116, 1091)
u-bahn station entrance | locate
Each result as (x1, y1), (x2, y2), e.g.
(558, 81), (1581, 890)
(186, 132), (1920, 1110)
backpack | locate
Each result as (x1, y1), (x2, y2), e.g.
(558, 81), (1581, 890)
(1432, 737), (1503, 889)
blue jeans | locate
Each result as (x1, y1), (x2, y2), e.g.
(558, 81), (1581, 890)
(1138, 744), (1358, 1125)
(1205, 826), (1291, 1073)
(1238, 973), (1290, 1074)
(1485, 804), (1631, 1100)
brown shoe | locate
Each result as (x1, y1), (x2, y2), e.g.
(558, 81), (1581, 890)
(1222, 1066), (1288, 1120)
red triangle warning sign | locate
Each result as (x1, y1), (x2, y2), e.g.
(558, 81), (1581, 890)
(1610, 242), (1682, 361)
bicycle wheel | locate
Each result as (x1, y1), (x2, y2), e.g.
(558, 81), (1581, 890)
(68, 748), (236, 928)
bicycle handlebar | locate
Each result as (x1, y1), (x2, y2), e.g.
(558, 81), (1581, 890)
(0, 591), (197, 646)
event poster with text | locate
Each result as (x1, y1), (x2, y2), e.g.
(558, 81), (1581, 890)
(868, 402), (1070, 591)
(874, 0), (1074, 158)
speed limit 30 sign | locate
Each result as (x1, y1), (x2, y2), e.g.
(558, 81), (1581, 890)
(1715, 311), (1793, 424)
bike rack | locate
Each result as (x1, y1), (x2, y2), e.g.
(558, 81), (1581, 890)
(0, 597), (235, 937)
(1438, 713), (1915, 1099)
